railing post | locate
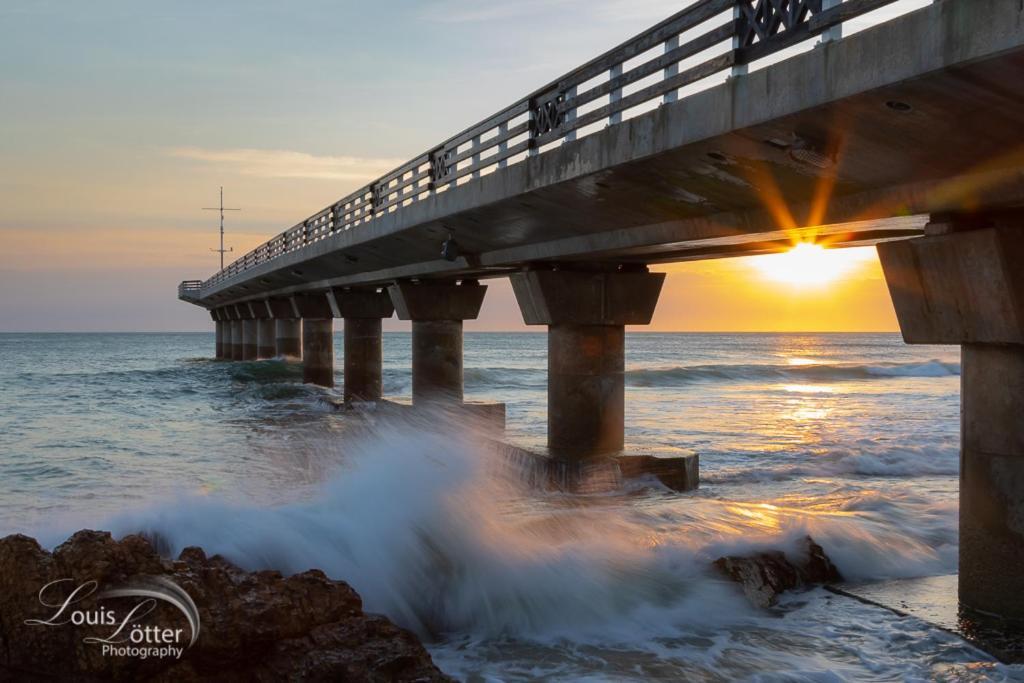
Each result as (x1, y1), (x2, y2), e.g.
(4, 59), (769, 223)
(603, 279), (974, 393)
(663, 35), (679, 104)
(608, 64), (623, 125)
(820, 0), (842, 44)
(564, 86), (577, 143)
(731, 2), (749, 77)
(528, 107), (539, 157)
(472, 135), (481, 179)
(498, 122), (508, 169)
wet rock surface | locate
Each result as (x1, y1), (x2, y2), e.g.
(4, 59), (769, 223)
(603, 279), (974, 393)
(714, 536), (842, 608)
(0, 530), (452, 682)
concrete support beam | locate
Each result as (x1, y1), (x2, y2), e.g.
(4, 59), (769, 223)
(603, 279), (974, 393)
(301, 319), (334, 387)
(388, 281), (486, 405)
(215, 320), (226, 360)
(257, 318), (276, 359)
(878, 222), (1024, 622)
(511, 268), (665, 459)
(332, 288), (394, 404)
(275, 319), (301, 359)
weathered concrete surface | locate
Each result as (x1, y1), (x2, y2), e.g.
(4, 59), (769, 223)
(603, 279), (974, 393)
(215, 320), (225, 360)
(344, 318), (384, 403)
(257, 318), (276, 359)
(390, 282), (486, 405)
(878, 226), (1024, 344)
(230, 320), (243, 361)
(512, 269), (664, 458)
(302, 319), (334, 387)
(275, 319), (301, 359)
(187, 0), (1024, 310)
(961, 343), (1024, 621)
(879, 222), (1024, 622)
(241, 319), (258, 361)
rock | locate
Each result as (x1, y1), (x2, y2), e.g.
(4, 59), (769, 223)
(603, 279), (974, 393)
(0, 530), (452, 682)
(714, 536), (842, 608)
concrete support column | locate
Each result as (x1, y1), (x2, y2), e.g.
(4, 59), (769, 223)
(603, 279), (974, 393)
(214, 319), (226, 360)
(293, 293), (336, 387)
(241, 320), (258, 361)
(878, 219), (1024, 621)
(301, 319), (334, 387)
(549, 324), (626, 455)
(230, 320), (243, 361)
(388, 281), (486, 406)
(257, 318), (276, 359)
(333, 288), (395, 404)
(511, 268), (664, 459)
(275, 319), (301, 359)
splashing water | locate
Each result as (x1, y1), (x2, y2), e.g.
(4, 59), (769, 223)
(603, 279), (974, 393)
(1, 332), (1018, 680)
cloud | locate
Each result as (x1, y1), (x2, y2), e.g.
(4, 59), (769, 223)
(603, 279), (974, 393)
(166, 147), (405, 182)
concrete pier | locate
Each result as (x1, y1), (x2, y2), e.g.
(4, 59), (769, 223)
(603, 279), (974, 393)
(333, 288), (394, 404)
(511, 268), (664, 458)
(389, 281), (486, 405)
(878, 220), (1024, 622)
(214, 316), (226, 360)
(293, 294), (335, 387)
(257, 318), (276, 359)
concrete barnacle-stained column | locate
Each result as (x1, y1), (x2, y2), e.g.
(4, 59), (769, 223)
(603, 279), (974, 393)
(331, 288), (395, 404)
(267, 298), (301, 359)
(877, 217), (1024, 622)
(511, 267), (664, 459)
(248, 301), (276, 360)
(292, 293), (335, 387)
(235, 304), (258, 361)
(388, 280), (487, 406)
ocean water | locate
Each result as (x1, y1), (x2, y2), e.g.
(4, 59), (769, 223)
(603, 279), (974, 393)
(0, 332), (1015, 681)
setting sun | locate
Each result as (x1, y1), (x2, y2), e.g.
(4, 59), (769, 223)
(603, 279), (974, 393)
(749, 243), (876, 286)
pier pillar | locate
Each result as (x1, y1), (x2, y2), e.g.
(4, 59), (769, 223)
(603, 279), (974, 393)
(227, 308), (244, 361)
(511, 268), (664, 458)
(332, 288), (394, 404)
(388, 281), (486, 405)
(293, 293), (335, 387)
(212, 310), (226, 360)
(878, 219), (1024, 622)
(267, 298), (301, 359)
(257, 318), (276, 359)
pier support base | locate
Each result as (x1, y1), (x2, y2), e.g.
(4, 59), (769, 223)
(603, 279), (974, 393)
(257, 318), (276, 360)
(879, 219), (1024, 622)
(389, 281), (486, 406)
(275, 319), (301, 359)
(333, 288), (394, 404)
(511, 268), (664, 458)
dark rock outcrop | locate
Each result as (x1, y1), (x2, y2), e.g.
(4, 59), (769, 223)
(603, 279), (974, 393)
(714, 536), (842, 608)
(0, 530), (452, 682)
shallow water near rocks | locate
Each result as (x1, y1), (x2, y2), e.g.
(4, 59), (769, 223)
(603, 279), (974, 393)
(0, 332), (1017, 680)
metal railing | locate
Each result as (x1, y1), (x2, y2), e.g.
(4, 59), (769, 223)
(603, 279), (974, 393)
(195, 0), (900, 293)
(178, 280), (203, 300)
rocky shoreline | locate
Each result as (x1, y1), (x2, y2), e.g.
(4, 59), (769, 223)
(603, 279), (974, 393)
(0, 530), (452, 682)
(0, 530), (841, 681)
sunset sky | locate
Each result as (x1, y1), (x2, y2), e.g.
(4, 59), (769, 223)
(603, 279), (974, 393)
(0, 1), (929, 332)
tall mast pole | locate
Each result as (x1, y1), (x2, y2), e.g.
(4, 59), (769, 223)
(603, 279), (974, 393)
(204, 186), (240, 272)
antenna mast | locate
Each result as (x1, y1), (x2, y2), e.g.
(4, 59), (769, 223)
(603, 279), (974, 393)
(203, 186), (241, 271)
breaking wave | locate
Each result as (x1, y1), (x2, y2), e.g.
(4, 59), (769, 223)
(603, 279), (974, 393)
(627, 360), (959, 386)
